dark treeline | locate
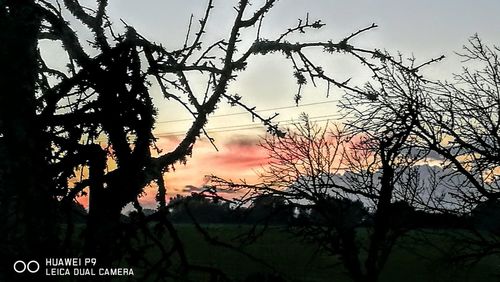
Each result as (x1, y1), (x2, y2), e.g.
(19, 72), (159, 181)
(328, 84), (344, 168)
(135, 193), (497, 231)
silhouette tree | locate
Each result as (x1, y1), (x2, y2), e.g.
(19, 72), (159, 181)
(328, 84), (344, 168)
(0, 1), (59, 273)
(212, 35), (500, 281)
(167, 193), (234, 224)
(0, 0), (396, 280)
(409, 35), (500, 268)
(208, 32), (462, 278)
(212, 101), (435, 282)
(359, 36), (500, 214)
(416, 35), (500, 205)
(340, 35), (500, 274)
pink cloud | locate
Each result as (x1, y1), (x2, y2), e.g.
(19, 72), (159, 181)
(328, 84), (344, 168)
(204, 141), (269, 171)
(154, 135), (269, 200)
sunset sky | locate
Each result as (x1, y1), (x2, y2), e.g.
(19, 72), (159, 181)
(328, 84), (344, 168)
(60, 1), (500, 208)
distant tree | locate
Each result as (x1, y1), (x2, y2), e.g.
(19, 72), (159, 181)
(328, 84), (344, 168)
(212, 108), (435, 282)
(355, 36), (500, 214)
(411, 36), (500, 265)
(246, 194), (292, 224)
(212, 35), (500, 281)
(167, 194), (234, 224)
(470, 199), (500, 234)
(417, 35), (500, 207)
(342, 35), (500, 272)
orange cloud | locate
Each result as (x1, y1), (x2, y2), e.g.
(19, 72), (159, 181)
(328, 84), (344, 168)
(138, 134), (269, 207)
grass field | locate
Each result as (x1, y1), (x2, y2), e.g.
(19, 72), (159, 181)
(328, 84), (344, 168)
(120, 224), (500, 282)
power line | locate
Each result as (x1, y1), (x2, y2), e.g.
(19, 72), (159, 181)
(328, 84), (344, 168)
(155, 114), (341, 136)
(155, 99), (340, 124)
(93, 113), (350, 142)
(154, 113), (348, 137)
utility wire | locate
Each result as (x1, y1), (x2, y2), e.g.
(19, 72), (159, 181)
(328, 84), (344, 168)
(155, 99), (340, 124)
(94, 112), (348, 142)
(154, 113), (348, 137)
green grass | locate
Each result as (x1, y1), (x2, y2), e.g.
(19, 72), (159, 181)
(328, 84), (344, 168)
(61, 223), (497, 282)
(121, 225), (500, 282)
(176, 225), (343, 282)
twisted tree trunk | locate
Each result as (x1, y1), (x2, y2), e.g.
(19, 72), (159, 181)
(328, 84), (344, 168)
(0, 0), (58, 278)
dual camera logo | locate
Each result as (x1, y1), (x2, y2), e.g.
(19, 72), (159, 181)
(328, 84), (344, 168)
(13, 260), (40, 274)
